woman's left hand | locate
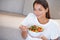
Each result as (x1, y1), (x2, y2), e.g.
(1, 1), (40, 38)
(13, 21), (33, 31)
(40, 35), (48, 40)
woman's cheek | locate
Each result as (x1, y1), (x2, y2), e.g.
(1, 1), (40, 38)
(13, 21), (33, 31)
(34, 11), (38, 15)
(34, 11), (44, 16)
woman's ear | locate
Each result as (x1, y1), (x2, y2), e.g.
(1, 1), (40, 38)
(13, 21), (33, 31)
(45, 8), (48, 13)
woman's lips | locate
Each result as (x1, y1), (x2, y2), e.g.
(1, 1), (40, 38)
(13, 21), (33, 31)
(36, 15), (41, 17)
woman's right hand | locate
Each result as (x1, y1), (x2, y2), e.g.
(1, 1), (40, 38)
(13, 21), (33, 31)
(19, 25), (28, 39)
(19, 25), (28, 31)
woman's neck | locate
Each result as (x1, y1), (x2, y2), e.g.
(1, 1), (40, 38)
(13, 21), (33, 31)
(37, 17), (49, 24)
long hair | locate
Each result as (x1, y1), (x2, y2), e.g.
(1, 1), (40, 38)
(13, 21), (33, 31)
(33, 0), (50, 19)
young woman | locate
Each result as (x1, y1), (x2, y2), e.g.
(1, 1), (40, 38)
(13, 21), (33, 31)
(19, 0), (59, 40)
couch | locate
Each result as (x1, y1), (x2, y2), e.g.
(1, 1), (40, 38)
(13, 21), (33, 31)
(0, 13), (60, 40)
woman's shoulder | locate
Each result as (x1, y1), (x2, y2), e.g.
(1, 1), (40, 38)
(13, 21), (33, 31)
(50, 19), (58, 24)
(25, 13), (36, 19)
(27, 13), (35, 17)
(49, 19), (59, 27)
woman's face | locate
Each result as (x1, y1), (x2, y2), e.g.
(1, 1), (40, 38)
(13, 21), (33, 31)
(33, 3), (48, 18)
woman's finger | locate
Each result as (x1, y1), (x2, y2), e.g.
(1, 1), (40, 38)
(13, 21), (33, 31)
(20, 25), (27, 31)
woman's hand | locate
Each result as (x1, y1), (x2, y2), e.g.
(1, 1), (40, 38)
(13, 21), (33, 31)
(19, 25), (28, 31)
(19, 25), (28, 39)
(40, 35), (48, 40)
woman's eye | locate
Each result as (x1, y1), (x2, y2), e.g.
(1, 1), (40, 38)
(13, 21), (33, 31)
(33, 8), (42, 11)
(38, 9), (42, 11)
(33, 9), (36, 11)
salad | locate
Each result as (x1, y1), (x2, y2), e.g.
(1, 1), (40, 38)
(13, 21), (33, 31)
(28, 25), (44, 32)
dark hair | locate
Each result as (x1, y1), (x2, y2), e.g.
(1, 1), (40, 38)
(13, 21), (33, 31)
(33, 0), (50, 19)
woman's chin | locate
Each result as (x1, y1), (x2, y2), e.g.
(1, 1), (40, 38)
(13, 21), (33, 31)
(36, 16), (42, 18)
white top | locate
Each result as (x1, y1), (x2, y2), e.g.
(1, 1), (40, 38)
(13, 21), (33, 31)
(21, 13), (59, 40)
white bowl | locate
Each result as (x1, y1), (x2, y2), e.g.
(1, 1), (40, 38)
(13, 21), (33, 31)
(28, 30), (43, 37)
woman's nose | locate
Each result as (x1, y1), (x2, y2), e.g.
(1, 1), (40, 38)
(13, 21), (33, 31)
(35, 10), (39, 13)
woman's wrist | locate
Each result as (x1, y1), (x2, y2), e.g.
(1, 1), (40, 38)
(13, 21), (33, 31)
(21, 30), (28, 39)
(22, 30), (28, 33)
(22, 30), (27, 31)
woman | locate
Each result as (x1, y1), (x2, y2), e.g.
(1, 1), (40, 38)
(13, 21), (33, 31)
(19, 0), (59, 40)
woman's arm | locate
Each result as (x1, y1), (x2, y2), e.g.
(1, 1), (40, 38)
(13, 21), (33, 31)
(19, 25), (28, 39)
(50, 37), (58, 40)
(38, 36), (58, 40)
(40, 35), (48, 40)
